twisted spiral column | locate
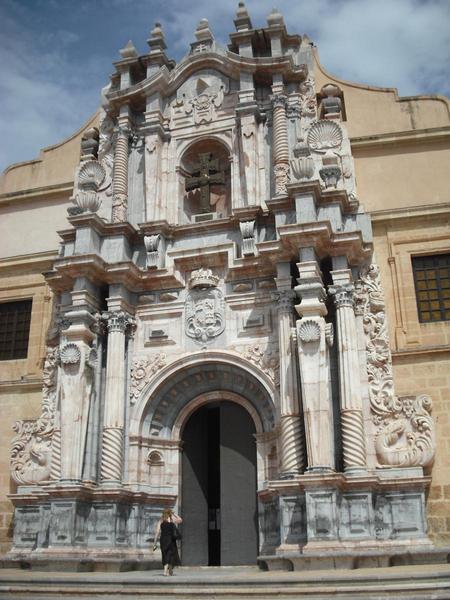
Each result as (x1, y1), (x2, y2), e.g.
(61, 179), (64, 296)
(101, 427), (124, 481)
(272, 95), (289, 195)
(100, 311), (131, 484)
(50, 428), (61, 480)
(341, 410), (366, 468)
(279, 415), (305, 477)
(112, 127), (129, 223)
(277, 290), (305, 477)
(330, 280), (367, 471)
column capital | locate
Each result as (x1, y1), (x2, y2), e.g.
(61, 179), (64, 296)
(102, 310), (134, 333)
(271, 94), (287, 109)
(275, 289), (296, 313)
(329, 283), (355, 309)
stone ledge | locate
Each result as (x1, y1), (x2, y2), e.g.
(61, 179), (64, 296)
(259, 545), (450, 572)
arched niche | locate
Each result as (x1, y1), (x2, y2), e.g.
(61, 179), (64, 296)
(179, 138), (231, 223)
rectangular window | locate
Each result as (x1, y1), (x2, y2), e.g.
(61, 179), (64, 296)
(412, 254), (450, 323)
(0, 299), (32, 360)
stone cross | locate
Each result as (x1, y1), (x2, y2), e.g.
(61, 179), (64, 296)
(185, 153), (225, 213)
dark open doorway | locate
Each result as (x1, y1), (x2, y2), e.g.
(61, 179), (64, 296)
(181, 400), (258, 566)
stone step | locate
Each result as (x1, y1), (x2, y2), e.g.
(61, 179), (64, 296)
(1, 564), (450, 599)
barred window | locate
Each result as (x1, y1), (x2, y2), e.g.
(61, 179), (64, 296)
(412, 254), (450, 323)
(0, 300), (32, 360)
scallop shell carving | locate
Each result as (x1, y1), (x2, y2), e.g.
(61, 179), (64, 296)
(298, 320), (321, 343)
(307, 120), (343, 151)
(78, 160), (106, 191)
(60, 342), (81, 365)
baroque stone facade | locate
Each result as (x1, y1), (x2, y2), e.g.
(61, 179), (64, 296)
(1, 4), (450, 569)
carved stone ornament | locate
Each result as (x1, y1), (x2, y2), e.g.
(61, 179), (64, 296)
(183, 86), (225, 125)
(102, 311), (134, 333)
(319, 165), (341, 189)
(129, 354), (167, 404)
(78, 160), (106, 191)
(60, 342), (82, 365)
(85, 347), (98, 370)
(185, 287), (225, 346)
(290, 156), (315, 181)
(242, 344), (279, 387)
(299, 77), (317, 118)
(189, 268), (220, 289)
(298, 319), (321, 343)
(325, 322), (334, 347)
(11, 346), (58, 484)
(355, 264), (436, 467)
(274, 163), (290, 196)
(144, 234), (162, 269)
(307, 120), (343, 152)
(239, 220), (256, 256)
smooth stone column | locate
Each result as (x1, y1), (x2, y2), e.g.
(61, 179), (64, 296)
(277, 290), (305, 478)
(330, 269), (367, 472)
(101, 311), (131, 484)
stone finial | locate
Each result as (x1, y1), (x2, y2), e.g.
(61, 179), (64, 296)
(234, 2), (253, 31)
(147, 21), (167, 52)
(119, 40), (138, 59)
(267, 7), (285, 27)
(195, 18), (214, 42)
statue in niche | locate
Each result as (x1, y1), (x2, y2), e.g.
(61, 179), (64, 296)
(182, 141), (230, 221)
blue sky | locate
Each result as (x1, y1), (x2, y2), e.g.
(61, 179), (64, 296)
(1, 0), (449, 173)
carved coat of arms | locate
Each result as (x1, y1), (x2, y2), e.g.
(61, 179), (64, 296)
(185, 268), (224, 346)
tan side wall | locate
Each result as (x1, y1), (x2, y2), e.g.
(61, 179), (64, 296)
(354, 139), (450, 212)
(374, 214), (450, 546)
(0, 256), (55, 553)
(0, 195), (72, 259)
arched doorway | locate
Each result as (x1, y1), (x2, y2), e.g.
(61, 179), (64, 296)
(181, 399), (257, 566)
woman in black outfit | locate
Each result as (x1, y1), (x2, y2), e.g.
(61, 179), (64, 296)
(153, 509), (182, 576)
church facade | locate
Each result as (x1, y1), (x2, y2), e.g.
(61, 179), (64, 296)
(1, 5), (450, 569)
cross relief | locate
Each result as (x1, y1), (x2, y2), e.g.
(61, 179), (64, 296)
(185, 152), (225, 213)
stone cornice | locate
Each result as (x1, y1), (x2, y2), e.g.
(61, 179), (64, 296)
(0, 182), (73, 206)
(259, 222), (372, 266)
(351, 125), (450, 149)
(0, 250), (58, 273)
(107, 51), (307, 110)
(370, 201), (450, 223)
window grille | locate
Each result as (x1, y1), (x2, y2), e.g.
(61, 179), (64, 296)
(412, 254), (450, 323)
(0, 299), (32, 360)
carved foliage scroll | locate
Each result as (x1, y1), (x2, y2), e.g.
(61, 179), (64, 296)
(11, 347), (59, 484)
(355, 264), (435, 468)
(129, 354), (167, 405)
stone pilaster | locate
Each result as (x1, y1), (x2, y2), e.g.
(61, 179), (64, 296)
(101, 311), (132, 484)
(294, 252), (335, 472)
(112, 126), (130, 223)
(277, 290), (305, 477)
(271, 93), (289, 196)
(330, 270), (367, 472)
(58, 309), (96, 482)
